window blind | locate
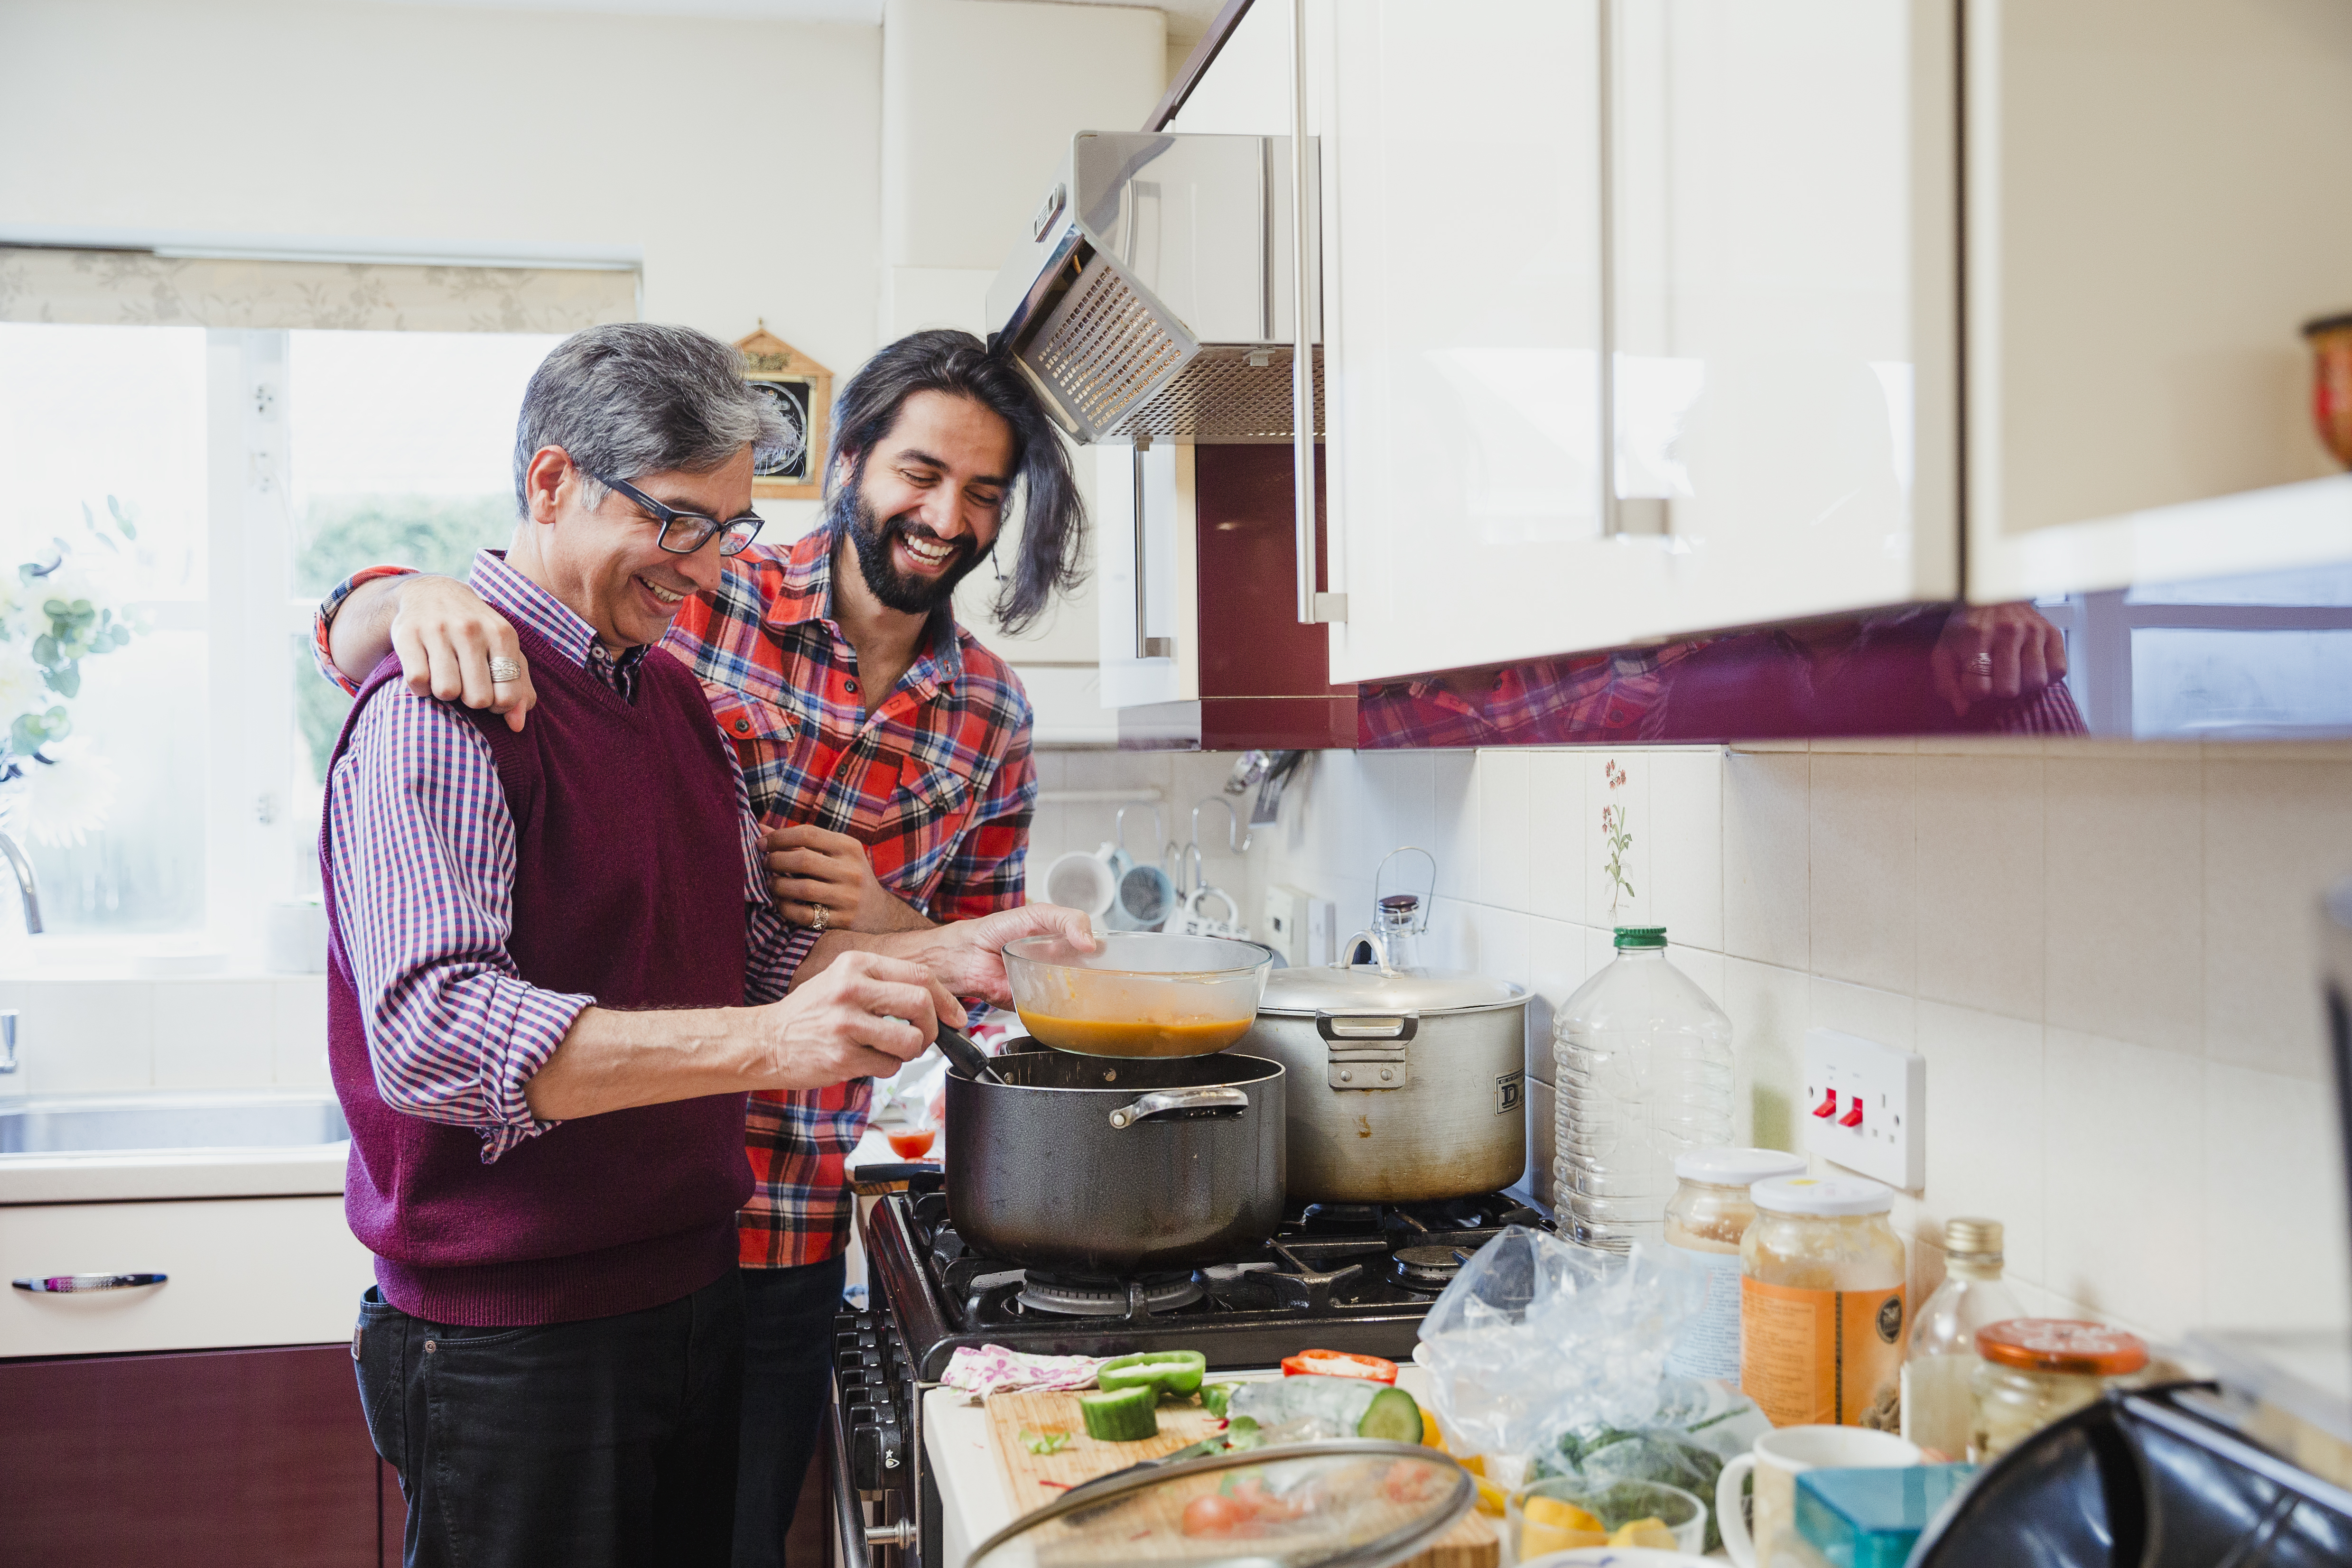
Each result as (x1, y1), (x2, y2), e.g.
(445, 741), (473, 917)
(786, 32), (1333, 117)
(0, 247), (638, 332)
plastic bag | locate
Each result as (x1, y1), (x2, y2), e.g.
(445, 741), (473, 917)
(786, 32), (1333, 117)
(1532, 1375), (1772, 1553)
(1415, 1225), (1703, 1461)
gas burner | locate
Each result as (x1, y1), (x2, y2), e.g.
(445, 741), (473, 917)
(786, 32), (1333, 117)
(1389, 1243), (1474, 1294)
(1015, 1270), (1205, 1318)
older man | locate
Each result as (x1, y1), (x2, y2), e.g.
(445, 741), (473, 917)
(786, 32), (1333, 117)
(329, 323), (1081, 1568)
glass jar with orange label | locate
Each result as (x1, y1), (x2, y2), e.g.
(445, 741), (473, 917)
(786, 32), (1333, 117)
(1739, 1175), (1907, 1431)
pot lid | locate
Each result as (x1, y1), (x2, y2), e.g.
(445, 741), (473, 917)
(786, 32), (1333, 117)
(966, 1440), (1472, 1568)
(1259, 961), (1524, 1016)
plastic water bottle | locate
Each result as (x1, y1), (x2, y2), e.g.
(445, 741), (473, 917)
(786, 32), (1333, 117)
(1553, 926), (1735, 1251)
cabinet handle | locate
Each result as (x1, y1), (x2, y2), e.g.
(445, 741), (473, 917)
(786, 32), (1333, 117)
(1290, 0), (1343, 625)
(1133, 435), (1173, 659)
(13, 1272), (168, 1293)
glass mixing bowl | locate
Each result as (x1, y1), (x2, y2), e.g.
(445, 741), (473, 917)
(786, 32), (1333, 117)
(1001, 932), (1274, 1058)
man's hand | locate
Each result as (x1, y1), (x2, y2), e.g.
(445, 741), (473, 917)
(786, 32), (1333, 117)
(877, 903), (1097, 1008)
(1929, 603), (2069, 717)
(388, 576), (537, 733)
(749, 948), (964, 1088)
(764, 825), (931, 932)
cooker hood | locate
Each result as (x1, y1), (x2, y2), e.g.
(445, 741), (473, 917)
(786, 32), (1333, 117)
(985, 131), (1321, 445)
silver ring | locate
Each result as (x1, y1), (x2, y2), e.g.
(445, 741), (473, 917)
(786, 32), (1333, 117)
(1966, 653), (1994, 676)
(488, 656), (523, 684)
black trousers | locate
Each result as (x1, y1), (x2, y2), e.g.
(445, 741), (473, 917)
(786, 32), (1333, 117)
(353, 1273), (745, 1568)
(734, 1256), (848, 1568)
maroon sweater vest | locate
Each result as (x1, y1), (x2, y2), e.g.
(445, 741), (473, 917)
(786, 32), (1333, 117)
(322, 626), (754, 1327)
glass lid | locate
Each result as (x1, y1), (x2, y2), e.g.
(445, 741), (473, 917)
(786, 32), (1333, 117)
(966, 1441), (1472, 1568)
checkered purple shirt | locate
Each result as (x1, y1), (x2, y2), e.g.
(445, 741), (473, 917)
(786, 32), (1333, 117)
(324, 550), (813, 1162)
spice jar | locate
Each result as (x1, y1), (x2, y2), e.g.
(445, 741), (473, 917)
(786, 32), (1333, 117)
(1741, 1175), (1907, 1430)
(1970, 1319), (2148, 1461)
(1662, 1147), (1808, 1383)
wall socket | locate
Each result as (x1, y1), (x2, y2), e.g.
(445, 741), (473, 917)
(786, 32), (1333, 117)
(1803, 1027), (1926, 1191)
(1264, 885), (1335, 968)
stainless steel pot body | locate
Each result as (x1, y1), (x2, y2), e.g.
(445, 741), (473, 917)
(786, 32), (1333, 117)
(1238, 1000), (1528, 1204)
(943, 1051), (1285, 1277)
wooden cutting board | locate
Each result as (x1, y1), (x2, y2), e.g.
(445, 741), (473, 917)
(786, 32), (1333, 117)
(982, 1389), (1498, 1568)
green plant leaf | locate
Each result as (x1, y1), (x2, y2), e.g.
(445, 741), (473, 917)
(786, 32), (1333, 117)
(30, 633), (58, 667)
(42, 599), (65, 618)
(43, 666), (79, 699)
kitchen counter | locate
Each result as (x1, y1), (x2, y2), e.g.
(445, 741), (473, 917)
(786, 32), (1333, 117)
(0, 1141), (348, 1206)
(922, 1364), (1448, 1568)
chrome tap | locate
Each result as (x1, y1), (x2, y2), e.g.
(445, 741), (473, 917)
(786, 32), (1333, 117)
(0, 829), (40, 936)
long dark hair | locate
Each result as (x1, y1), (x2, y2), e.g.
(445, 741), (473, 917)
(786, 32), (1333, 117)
(825, 329), (1084, 636)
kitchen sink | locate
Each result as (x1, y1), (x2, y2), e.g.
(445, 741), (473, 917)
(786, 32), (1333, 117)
(0, 1092), (349, 1155)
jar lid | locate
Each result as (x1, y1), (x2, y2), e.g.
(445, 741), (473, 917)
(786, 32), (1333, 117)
(1257, 962), (1525, 1017)
(1751, 1174), (1895, 1217)
(1614, 925), (1668, 950)
(1675, 1147), (1810, 1186)
(1975, 1318), (2149, 1377)
(1944, 1217), (2004, 1257)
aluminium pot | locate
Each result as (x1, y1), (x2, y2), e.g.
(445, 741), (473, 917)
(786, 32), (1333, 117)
(943, 1051), (1285, 1277)
(1237, 943), (1528, 1205)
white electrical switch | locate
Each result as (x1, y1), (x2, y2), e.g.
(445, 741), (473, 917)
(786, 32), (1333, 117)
(1803, 1028), (1925, 1191)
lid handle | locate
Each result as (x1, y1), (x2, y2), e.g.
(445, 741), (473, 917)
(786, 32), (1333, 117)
(1106, 1086), (1249, 1129)
(1336, 928), (1395, 975)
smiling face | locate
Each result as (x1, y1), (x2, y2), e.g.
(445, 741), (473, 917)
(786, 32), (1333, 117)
(515, 444), (756, 651)
(834, 390), (1017, 616)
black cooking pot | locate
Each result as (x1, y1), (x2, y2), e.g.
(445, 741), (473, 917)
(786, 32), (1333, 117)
(943, 1051), (1285, 1278)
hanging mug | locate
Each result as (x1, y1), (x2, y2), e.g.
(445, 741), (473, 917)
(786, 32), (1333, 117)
(1105, 804), (1177, 931)
(1042, 842), (1120, 921)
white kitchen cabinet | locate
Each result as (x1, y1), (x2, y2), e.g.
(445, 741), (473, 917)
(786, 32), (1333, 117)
(1, 1193), (373, 1357)
(1312, 0), (1954, 684)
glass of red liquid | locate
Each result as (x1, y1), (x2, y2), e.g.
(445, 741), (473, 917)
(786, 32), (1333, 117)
(885, 1124), (937, 1161)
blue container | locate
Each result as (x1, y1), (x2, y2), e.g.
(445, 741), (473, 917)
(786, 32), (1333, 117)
(1794, 1465), (1980, 1568)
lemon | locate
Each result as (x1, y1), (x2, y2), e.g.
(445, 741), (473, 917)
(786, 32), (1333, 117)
(1471, 1476), (1508, 1517)
(1517, 1520), (1608, 1557)
(1421, 1409), (1446, 1449)
(1608, 1516), (1678, 1549)
(1457, 1453), (1485, 1477)
(1522, 1498), (1604, 1533)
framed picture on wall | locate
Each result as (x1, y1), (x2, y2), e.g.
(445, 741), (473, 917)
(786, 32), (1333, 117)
(736, 323), (832, 501)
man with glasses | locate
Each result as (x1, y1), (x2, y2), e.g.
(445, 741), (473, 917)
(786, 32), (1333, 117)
(316, 328), (1081, 1563)
(329, 323), (1087, 1568)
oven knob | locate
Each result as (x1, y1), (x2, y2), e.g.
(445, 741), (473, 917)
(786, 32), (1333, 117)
(852, 1425), (883, 1492)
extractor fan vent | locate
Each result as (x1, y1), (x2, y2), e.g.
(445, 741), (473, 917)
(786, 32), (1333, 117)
(1107, 346), (1325, 443)
(1019, 251), (1198, 443)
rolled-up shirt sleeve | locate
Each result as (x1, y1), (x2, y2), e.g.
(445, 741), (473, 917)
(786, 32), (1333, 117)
(325, 682), (592, 1161)
(312, 564), (418, 696)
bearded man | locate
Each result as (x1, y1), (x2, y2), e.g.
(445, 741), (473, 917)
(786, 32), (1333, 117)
(314, 328), (1081, 1566)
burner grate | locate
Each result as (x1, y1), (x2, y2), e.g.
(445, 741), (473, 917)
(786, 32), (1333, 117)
(1015, 1270), (1205, 1318)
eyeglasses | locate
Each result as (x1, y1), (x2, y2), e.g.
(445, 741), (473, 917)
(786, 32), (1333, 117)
(591, 472), (765, 558)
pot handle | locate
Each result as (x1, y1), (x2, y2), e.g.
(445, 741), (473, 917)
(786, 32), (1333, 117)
(1315, 1011), (1419, 1043)
(1106, 1087), (1250, 1129)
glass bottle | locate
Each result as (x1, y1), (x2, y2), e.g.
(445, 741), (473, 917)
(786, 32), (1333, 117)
(1374, 893), (1422, 970)
(1900, 1217), (2022, 1460)
(1662, 1147), (1809, 1383)
(1553, 926), (1735, 1251)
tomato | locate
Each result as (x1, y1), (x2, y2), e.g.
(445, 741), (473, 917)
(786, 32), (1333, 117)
(1182, 1493), (1246, 1536)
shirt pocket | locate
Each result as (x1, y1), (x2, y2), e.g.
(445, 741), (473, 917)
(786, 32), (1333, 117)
(704, 687), (800, 787)
(854, 762), (973, 893)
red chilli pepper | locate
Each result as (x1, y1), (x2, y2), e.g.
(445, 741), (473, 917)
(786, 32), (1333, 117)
(1279, 1349), (1399, 1383)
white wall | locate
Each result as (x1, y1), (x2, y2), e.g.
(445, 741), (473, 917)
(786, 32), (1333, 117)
(0, 0), (886, 531)
(1238, 736), (2352, 1346)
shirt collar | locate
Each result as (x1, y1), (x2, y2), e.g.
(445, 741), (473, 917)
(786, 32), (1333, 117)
(468, 548), (644, 675)
(762, 526), (967, 692)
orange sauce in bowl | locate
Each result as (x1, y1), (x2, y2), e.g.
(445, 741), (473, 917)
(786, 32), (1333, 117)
(1013, 1011), (1254, 1058)
(885, 1127), (937, 1160)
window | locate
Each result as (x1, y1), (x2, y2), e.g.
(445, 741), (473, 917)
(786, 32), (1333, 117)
(0, 249), (624, 950)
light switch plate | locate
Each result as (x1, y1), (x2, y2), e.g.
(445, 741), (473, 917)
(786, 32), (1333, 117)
(1264, 886), (1336, 969)
(1803, 1027), (1925, 1190)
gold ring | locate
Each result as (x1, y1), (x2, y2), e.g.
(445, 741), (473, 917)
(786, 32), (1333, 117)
(809, 903), (829, 934)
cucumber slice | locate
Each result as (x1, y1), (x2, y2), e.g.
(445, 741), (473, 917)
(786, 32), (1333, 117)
(1355, 1386), (1423, 1443)
(1079, 1384), (1161, 1442)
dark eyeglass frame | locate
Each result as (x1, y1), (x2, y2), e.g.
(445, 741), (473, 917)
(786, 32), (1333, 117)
(591, 472), (765, 558)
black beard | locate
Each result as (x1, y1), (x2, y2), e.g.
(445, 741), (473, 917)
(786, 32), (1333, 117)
(834, 479), (985, 616)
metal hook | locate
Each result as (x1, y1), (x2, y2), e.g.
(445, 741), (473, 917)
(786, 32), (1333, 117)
(1190, 796), (1248, 855)
(1372, 846), (1437, 936)
(1115, 803), (1165, 859)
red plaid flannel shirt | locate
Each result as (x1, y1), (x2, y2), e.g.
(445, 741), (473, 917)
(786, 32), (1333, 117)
(314, 527), (1036, 1267)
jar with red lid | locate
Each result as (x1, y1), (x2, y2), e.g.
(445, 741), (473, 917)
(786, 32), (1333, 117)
(1968, 1318), (2149, 1461)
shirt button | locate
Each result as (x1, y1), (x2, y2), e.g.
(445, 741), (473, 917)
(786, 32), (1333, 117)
(735, 718), (751, 733)
(844, 678), (858, 694)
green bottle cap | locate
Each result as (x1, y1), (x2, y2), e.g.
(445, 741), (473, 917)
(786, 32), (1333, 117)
(1614, 926), (1667, 950)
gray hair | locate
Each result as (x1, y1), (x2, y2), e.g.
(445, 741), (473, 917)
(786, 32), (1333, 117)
(512, 323), (790, 513)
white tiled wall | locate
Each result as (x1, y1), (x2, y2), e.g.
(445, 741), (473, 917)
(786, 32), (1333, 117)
(0, 976), (332, 1098)
(1234, 738), (2352, 1345)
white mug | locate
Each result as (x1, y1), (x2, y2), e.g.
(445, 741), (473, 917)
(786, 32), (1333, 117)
(1716, 1424), (1921, 1567)
(1043, 842), (1121, 920)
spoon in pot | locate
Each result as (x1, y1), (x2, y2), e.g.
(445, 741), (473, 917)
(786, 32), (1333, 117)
(934, 1019), (1007, 1086)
